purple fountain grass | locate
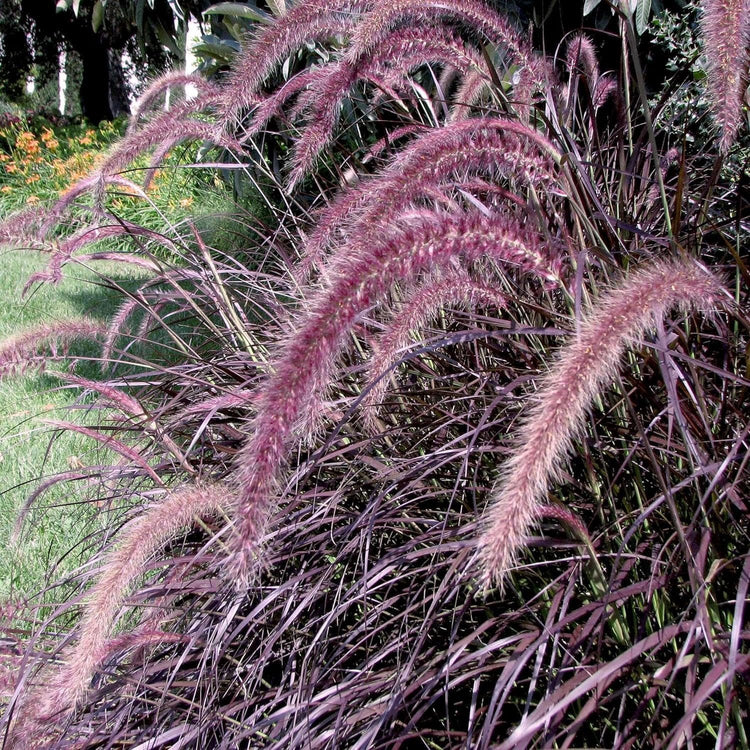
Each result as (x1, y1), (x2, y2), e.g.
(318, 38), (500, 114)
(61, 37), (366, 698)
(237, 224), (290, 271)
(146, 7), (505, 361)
(0, 205), (56, 250)
(476, 258), (730, 590)
(565, 33), (599, 82)
(53, 371), (145, 417)
(232, 208), (560, 581)
(241, 66), (329, 140)
(360, 271), (509, 433)
(97, 112), (243, 184)
(563, 33), (601, 114)
(700, 0), (750, 151)
(53, 372), (196, 474)
(361, 123), (428, 162)
(102, 297), (140, 366)
(286, 25), (487, 187)
(0, 319), (105, 380)
(348, 0), (532, 71)
(41, 418), (166, 487)
(346, 0), (552, 114)
(448, 68), (491, 121)
(22, 222), (172, 295)
(222, 0), (371, 124)
(39, 174), (149, 237)
(298, 117), (561, 279)
(8, 484), (228, 744)
(591, 73), (619, 111)
(127, 72), (222, 135)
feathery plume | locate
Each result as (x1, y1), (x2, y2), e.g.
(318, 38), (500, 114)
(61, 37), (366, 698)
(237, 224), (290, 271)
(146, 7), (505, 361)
(348, 0), (533, 72)
(565, 33), (599, 82)
(0, 205), (52, 249)
(361, 271), (509, 432)
(102, 297), (140, 365)
(299, 118), (560, 278)
(22, 223), (172, 294)
(9, 485), (228, 743)
(222, 0), (370, 124)
(127, 72), (221, 135)
(449, 68), (491, 121)
(232, 208), (559, 581)
(52, 372), (195, 474)
(477, 258), (729, 590)
(700, 0), (750, 152)
(346, 0), (552, 114)
(0, 319), (105, 380)
(98, 113), (243, 183)
(286, 25), (487, 186)
(41, 419), (166, 487)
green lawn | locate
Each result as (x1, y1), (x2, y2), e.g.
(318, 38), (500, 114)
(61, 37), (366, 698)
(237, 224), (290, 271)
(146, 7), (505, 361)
(0, 249), (140, 599)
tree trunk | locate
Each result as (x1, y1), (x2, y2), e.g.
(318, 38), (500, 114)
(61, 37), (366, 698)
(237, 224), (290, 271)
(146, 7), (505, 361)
(78, 37), (114, 123)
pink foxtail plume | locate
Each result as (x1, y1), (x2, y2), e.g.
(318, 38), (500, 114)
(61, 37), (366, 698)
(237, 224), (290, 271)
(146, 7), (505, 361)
(232, 208), (560, 582)
(286, 25), (487, 188)
(298, 117), (561, 279)
(127, 72), (221, 135)
(477, 258), (729, 590)
(701, 0), (750, 152)
(22, 222), (172, 296)
(222, 0), (371, 125)
(98, 113), (243, 183)
(347, 0), (552, 116)
(8, 485), (227, 744)
(0, 319), (105, 380)
(360, 271), (508, 432)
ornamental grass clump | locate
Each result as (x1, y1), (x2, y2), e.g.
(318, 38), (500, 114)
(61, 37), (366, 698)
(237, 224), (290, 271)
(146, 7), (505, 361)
(1, 0), (748, 746)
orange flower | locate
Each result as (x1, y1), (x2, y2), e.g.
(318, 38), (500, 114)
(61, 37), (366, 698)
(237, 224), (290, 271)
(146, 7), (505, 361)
(25, 174), (40, 184)
(1, 186), (12, 194)
(26, 194), (39, 204)
(6, 163), (18, 174)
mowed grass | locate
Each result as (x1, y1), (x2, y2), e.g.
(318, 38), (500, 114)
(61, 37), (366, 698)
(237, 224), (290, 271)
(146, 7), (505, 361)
(0, 249), (142, 599)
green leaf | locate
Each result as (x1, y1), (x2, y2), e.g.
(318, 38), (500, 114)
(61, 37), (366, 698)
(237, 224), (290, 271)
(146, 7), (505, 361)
(635, 0), (651, 35)
(92, 0), (104, 32)
(583, 0), (601, 15)
(194, 39), (239, 65)
(203, 2), (273, 25)
(153, 19), (181, 56)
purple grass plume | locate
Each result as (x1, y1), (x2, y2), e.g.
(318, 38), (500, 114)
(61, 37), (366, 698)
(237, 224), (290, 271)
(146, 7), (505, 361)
(23, 222), (171, 295)
(361, 271), (509, 432)
(127, 72), (221, 135)
(298, 117), (561, 279)
(700, 0), (750, 152)
(0, 319), (105, 380)
(346, 0), (551, 116)
(8, 485), (228, 745)
(232, 208), (561, 583)
(477, 258), (730, 591)
(285, 25), (487, 187)
(222, 0), (371, 125)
